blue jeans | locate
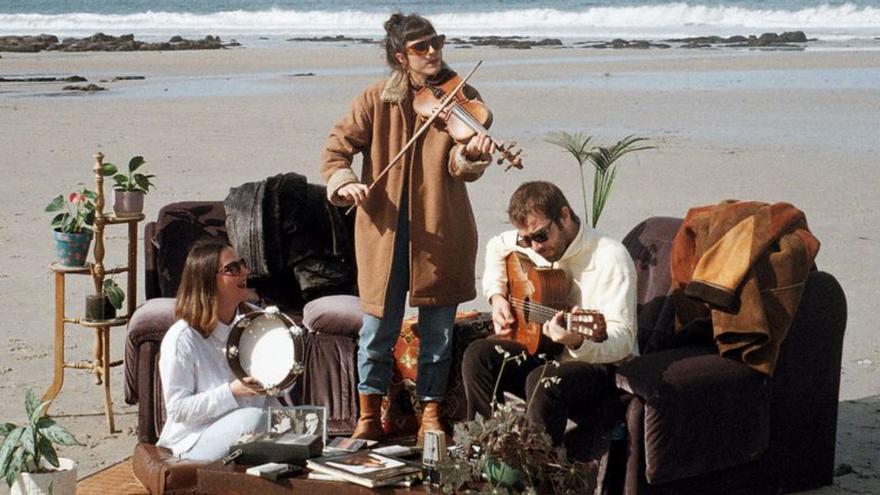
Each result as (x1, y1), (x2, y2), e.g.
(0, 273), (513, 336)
(357, 204), (456, 402)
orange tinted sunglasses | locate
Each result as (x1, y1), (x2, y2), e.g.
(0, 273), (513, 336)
(406, 34), (446, 56)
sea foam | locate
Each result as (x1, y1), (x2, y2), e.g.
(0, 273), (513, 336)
(1, 3), (879, 40)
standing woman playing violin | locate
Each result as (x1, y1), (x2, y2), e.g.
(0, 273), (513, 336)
(321, 12), (495, 443)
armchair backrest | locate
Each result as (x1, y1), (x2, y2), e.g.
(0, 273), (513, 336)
(621, 216), (681, 354)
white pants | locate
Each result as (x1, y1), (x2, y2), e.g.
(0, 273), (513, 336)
(182, 407), (266, 461)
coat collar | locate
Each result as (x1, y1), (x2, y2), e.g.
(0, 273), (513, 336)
(380, 64), (453, 103)
(381, 70), (409, 103)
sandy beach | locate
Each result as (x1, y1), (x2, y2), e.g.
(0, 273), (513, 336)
(1, 42), (878, 493)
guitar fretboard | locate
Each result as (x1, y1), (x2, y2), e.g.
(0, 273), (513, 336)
(509, 296), (564, 326)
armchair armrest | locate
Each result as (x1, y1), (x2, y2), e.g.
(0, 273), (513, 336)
(124, 298), (176, 443)
(616, 346), (771, 484)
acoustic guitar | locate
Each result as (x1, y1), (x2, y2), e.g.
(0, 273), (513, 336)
(504, 252), (607, 355)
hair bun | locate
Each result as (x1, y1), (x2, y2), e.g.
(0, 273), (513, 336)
(384, 12), (405, 34)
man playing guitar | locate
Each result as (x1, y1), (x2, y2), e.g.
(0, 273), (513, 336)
(462, 181), (638, 446)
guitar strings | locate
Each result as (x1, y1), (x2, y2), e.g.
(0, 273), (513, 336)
(508, 296), (563, 322)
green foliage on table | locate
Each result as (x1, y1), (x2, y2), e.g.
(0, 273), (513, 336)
(101, 155), (155, 193)
(102, 278), (125, 310)
(0, 389), (80, 487)
(436, 348), (596, 494)
(45, 188), (97, 234)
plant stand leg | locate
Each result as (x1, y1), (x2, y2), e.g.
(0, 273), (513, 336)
(101, 326), (116, 433)
(42, 271), (67, 408)
(93, 328), (104, 385)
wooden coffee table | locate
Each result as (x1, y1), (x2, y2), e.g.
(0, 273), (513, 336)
(197, 463), (429, 494)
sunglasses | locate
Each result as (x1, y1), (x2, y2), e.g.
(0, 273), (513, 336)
(218, 258), (248, 276)
(406, 34), (445, 56)
(517, 221), (554, 247)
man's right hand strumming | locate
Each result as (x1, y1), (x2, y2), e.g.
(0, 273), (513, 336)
(490, 294), (515, 337)
(338, 183), (369, 206)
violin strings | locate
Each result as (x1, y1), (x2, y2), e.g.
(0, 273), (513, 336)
(449, 105), (503, 148)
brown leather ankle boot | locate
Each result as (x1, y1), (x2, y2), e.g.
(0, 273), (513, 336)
(351, 393), (384, 441)
(417, 401), (449, 446)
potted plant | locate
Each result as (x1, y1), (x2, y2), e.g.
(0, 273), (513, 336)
(436, 347), (597, 493)
(546, 132), (653, 228)
(45, 188), (97, 267)
(84, 278), (125, 321)
(1, 389), (80, 495)
(101, 155), (154, 217)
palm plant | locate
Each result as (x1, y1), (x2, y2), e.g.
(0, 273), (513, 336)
(546, 132), (653, 228)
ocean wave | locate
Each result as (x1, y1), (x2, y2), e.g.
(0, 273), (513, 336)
(1, 4), (879, 39)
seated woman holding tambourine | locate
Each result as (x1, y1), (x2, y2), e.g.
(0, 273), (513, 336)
(156, 238), (275, 461)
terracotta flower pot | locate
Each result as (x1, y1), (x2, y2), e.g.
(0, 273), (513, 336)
(52, 229), (93, 267)
(113, 190), (144, 217)
(10, 457), (77, 495)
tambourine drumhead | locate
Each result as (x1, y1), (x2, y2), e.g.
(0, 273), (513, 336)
(226, 308), (304, 394)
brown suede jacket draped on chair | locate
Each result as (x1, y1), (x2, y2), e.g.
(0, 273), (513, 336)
(671, 200), (820, 375)
(321, 71), (484, 318)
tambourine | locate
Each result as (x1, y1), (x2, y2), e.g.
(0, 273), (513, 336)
(226, 306), (305, 396)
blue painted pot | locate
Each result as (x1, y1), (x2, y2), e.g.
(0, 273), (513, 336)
(484, 457), (526, 490)
(53, 230), (93, 267)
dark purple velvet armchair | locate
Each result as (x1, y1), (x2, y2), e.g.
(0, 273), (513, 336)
(610, 217), (847, 495)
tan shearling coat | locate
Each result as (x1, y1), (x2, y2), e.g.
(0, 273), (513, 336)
(321, 71), (485, 317)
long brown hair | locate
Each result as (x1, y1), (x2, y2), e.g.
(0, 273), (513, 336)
(175, 238), (228, 337)
(383, 12), (436, 71)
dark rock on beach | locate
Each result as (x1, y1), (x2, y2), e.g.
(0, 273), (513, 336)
(0, 33), (232, 52)
(584, 39), (671, 49)
(667, 31), (810, 48)
(62, 83), (106, 92)
(449, 36), (563, 49)
(0, 75), (87, 83)
(286, 35), (375, 44)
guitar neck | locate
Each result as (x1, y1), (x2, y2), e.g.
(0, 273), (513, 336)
(514, 299), (592, 336)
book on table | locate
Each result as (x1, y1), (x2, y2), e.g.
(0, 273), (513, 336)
(306, 451), (424, 488)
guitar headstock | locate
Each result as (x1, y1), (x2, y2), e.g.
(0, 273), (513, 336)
(569, 310), (607, 343)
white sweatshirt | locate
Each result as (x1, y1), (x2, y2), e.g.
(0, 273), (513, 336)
(482, 222), (639, 364)
(156, 315), (269, 456)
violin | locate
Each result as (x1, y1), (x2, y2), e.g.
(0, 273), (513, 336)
(414, 67), (523, 170)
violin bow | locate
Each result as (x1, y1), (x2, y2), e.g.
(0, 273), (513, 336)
(345, 61), (483, 215)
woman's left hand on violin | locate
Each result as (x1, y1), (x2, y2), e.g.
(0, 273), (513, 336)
(463, 132), (496, 162)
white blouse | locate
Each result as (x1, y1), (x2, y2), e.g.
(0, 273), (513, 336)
(156, 315), (268, 456)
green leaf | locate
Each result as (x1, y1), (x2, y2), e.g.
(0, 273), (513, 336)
(6, 447), (25, 488)
(0, 423), (15, 439)
(134, 174), (151, 191)
(37, 437), (58, 469)
(100, 163), (118, 176)
(39, 423), (78, 447)
(103, 280), (125, 309)
(128, 156), (145, 172)
(21, 425), (35, 459)
(24, 390), (38, 418)
(0, 428), (23, 485)
(30, 400), (50, 424)
(45, 195), (64, 213)
(82, 189), (98, 200)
